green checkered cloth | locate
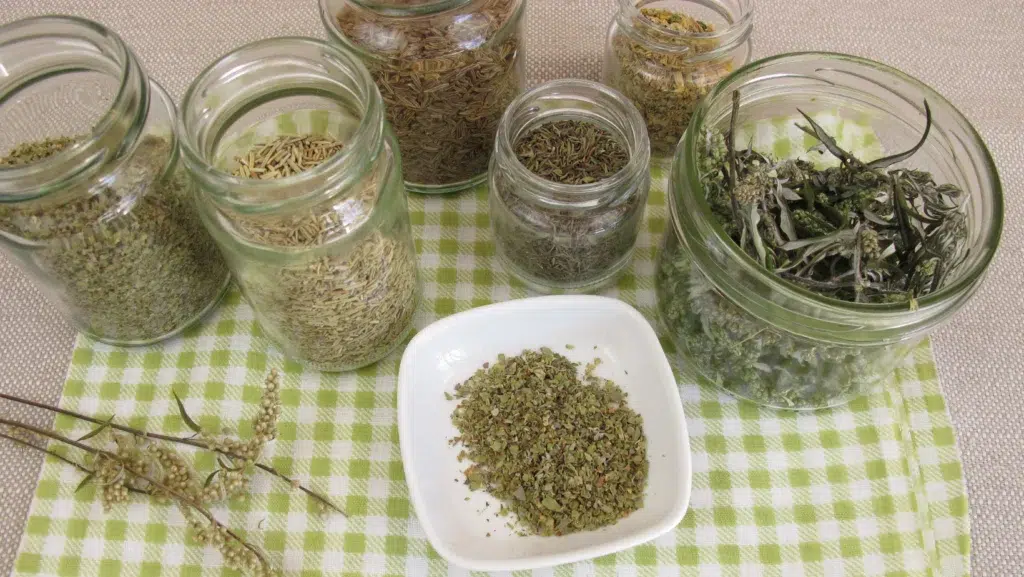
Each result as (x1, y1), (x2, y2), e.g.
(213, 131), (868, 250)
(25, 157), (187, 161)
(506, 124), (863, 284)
(11, 114), (970, 576)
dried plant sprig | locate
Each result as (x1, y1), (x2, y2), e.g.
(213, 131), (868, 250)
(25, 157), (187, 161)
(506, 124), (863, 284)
(0, 374), (344, 515)
(1, 417), (274, 576)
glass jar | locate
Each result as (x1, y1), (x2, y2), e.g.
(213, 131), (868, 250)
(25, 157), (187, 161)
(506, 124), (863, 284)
(657, 52), (1003, 409)
(490, 80), (651, 293)
(180, 38), (420, 372)
(604, 0), (752, 158)
(0, 16), (229, 345)
(321, 0), (526, 193)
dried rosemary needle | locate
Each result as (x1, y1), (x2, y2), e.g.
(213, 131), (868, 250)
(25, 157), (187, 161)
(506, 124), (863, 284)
(228, 133), (418, 371)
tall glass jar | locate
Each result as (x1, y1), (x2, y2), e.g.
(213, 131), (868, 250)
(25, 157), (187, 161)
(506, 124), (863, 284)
(490, 80), (651, 293)
(657, 52), (1003, 409)
(180, 38), (419, 372)
(321, 0), (526, 193)
(604, 0), (752, 158)
(0, 16), (229, 345)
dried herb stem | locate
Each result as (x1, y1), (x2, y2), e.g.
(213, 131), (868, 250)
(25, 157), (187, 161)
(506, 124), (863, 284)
(0, 417), (271, 572)
(0, 391), (345, 516)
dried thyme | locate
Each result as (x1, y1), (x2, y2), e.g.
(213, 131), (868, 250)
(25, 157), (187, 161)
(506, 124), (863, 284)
(514, 120), (629, 185)
(335, 0), (523, 187)
(493, 120), (644, 287)
(450, 348), (648, 536)
(0, 136), (228, 343)
(228, 134), (417, 371)
(609, 7), (733, 156)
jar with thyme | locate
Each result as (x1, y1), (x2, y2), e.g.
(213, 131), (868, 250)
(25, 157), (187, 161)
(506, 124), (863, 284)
(321, 0), (526, 194)
(0, 16), (229, 345)
(604, 0), (752, 158)
(657, 53), (1003, 409)
(490, 80), (651, 293)
(180, 38), (420, 372)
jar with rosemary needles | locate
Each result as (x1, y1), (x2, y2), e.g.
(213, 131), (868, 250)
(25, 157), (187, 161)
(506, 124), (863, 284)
(180, 38), (420, 372)
(490, 80), (651, 293)
(658, 53), (1003, 409)
(604, 0), (752, 158)
(321, 0), (525, 194)
(0, 16), (229, 345)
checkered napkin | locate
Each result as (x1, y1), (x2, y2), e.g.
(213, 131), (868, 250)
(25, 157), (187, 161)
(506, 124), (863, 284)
(10, 115), (969, 576)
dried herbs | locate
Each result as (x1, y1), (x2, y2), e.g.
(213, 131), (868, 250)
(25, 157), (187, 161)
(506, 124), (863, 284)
(514, 120), (629, 185)
(227, 134), (418, 371)
(492, 120), (645, 289)
(450, 348), (648, 536)
(656, 94), (968, 408)
(656, 231), (905, 408)
(608, 7), (733, 156)
(706, 95), (967, 303)
(335, 0), (523, 188)
(0, 135), (228, 343)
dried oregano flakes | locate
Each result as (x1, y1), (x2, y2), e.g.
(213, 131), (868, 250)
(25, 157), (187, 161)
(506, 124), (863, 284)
(449, 348), (648, 536)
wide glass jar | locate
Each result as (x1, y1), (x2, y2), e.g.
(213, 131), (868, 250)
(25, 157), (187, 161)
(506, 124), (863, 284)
(180, 38), (419, 372)
(490, 80), (651, 293)
(0, 16), (229, 345)
(321, 0), (526, 193)
(657, 53), (1003, 410)
(604, 0), (752, 158)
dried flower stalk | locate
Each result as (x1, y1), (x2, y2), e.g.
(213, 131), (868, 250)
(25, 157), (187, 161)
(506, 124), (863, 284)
(0, 370), (346, 576)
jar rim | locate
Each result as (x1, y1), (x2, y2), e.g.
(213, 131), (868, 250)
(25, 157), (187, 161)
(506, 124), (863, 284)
(178, 36), (384, 215)
(615, 0), (754, 57)
(671, 51), (1004, 339)
(493, 79), (651, 208)
(0, 15), (149, 201)
(337, 0), (471, 16)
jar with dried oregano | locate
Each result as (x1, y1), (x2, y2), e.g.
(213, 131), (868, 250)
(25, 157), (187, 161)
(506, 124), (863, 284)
(604, 0), (752, 157)
(0, 16), (229, 345)
(490, 80), (651, 293)
(322, 0), (525, 193)
(181, 38), (419, 372)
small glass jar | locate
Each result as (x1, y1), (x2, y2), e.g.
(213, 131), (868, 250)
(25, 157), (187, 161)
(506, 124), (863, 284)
(0, 16), (229, 345)
(180, 38), (420, 372)
(657, 52), (1003, 409)
(321, 0), (526, 193)
(604, 0), (752, 158)
(490, 80), (651, 293)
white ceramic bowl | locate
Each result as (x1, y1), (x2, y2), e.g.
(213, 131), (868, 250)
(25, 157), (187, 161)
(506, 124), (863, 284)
(397, 295), (692, 571)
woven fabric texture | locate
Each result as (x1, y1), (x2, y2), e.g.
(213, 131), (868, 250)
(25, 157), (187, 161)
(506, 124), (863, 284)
(1, 0), (1022, 575)
(9, 161), (970, 576)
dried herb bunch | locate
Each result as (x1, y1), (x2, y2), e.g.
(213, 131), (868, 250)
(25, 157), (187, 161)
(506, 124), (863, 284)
(0, 370), (347, 577)
(0, 135), (228, 343)
(335, 0), (523, 187)
(609, 7), (733, 156)
(450, 348), (648, 536)
(656, 94), (968, 408)
(492, 120), (645, 288)
(707, 95), (967, 303)
(228, 134), (417, 371)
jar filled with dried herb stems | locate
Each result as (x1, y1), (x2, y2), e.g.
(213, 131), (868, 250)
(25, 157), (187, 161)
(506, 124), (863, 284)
(604, 0), (752, 158)
(180, 38), (420, 372)
(321, 0), (525, 193)
(0, 16), (229, 345)
(658, 53), (1003, 409)
(490, 80), (651, 293)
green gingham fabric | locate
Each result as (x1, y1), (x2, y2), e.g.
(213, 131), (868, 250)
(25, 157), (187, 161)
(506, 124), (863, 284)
(10, 115), (970, 577)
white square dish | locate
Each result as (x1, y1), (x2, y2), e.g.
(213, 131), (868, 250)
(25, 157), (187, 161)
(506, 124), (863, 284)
(397, 295), (691, 571)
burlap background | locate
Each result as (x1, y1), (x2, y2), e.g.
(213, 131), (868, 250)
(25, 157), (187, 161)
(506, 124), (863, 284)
(1, 0), (1022, 574)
